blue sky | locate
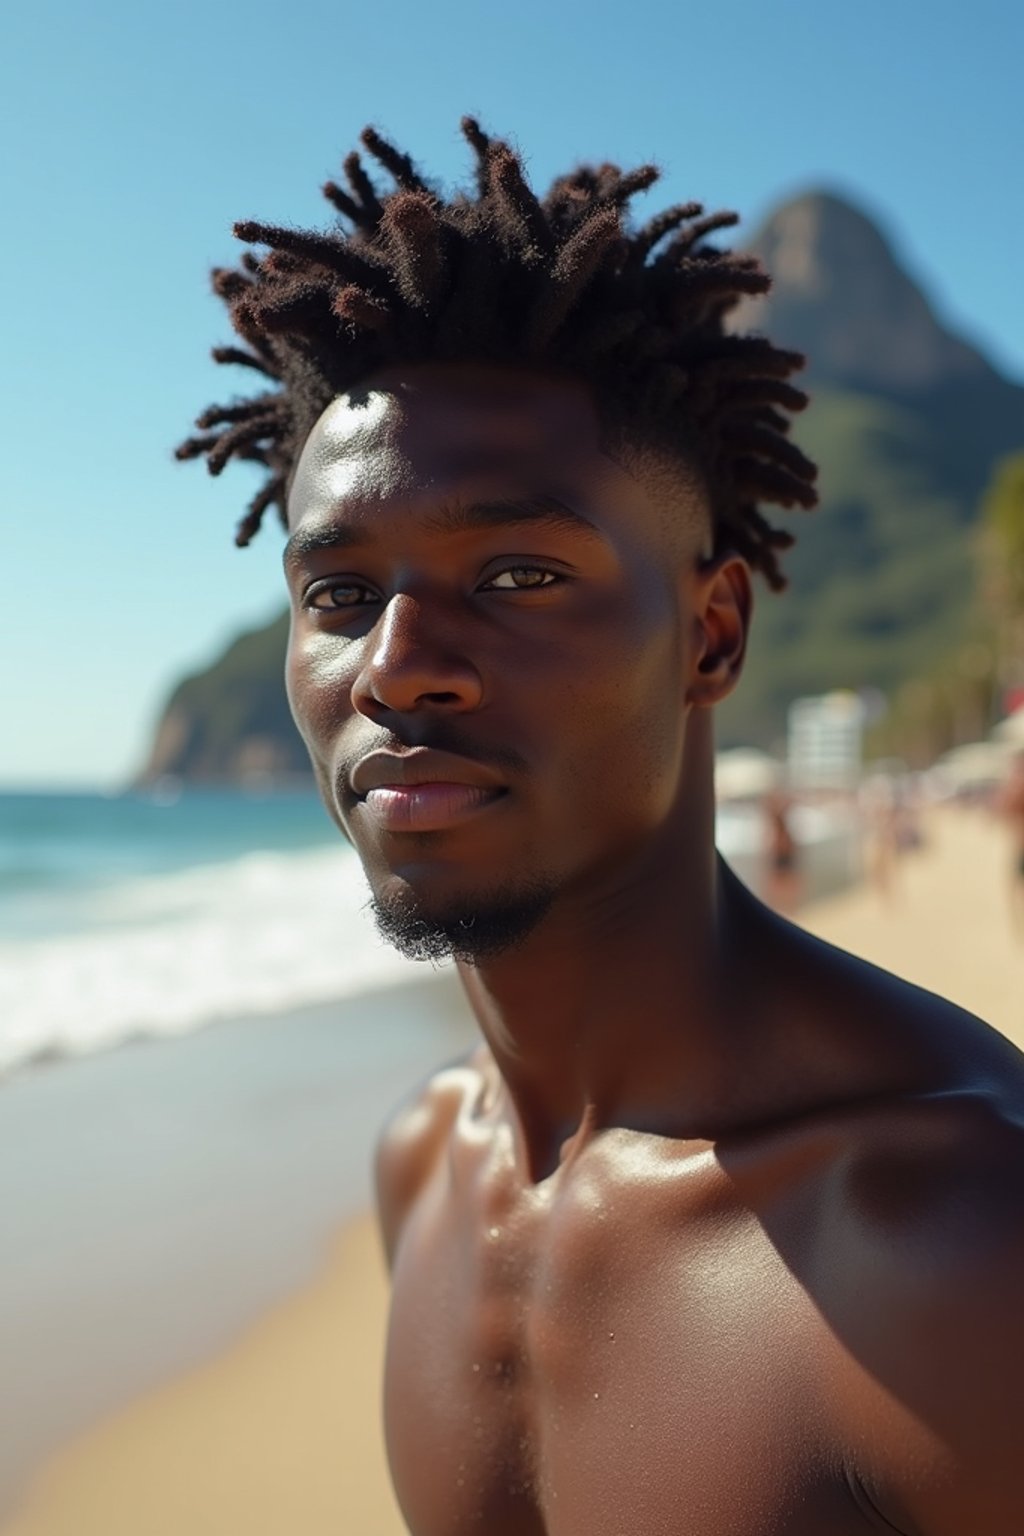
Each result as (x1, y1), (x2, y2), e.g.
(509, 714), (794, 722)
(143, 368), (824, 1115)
(3, 0), (1022, 788)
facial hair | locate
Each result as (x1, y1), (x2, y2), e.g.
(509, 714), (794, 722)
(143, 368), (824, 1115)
(368, 875), (556, 964)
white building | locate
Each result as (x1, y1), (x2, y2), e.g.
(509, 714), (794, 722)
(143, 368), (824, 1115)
(787, 690), (865, 791)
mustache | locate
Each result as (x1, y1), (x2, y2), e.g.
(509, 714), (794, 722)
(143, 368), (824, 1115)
(335, 727), (529, 792)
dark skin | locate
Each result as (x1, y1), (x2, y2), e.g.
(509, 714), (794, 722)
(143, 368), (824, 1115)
(284, 364), (1024, 1535)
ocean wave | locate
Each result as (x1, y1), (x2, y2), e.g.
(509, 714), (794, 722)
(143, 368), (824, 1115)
(0, 805), (859, 1077)
(0, 846), (431, 1076)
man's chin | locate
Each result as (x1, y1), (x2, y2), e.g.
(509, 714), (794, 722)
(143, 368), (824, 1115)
(367, 876), (556, 965)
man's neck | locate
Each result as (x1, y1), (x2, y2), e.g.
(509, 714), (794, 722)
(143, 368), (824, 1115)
(455, 720), (751, 1180)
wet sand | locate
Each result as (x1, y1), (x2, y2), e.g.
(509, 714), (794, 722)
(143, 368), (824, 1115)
(2, 1216), (404, 1536)
(3, 807), (1022, 1535)
(0, 973), (475, 1534)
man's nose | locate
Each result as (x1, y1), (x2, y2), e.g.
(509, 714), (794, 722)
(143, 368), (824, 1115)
(350, 593), (484, 718)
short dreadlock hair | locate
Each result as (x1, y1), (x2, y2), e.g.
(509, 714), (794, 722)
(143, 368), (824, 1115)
(178, 118), (817, 589)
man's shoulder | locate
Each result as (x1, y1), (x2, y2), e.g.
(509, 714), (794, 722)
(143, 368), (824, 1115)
(840, 1082), (1024, 1277)
(724, 912), (1024, 1528)
(772, 930), (1024, 1319)
(374, 1044), (491, 1266)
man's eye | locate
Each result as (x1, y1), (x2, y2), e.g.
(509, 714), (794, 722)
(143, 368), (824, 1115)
(483, 567), (561, 591)
(306, 581), (377, 610)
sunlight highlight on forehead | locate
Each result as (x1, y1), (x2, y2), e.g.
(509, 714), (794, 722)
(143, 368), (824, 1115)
(288, 390), (420, 523)
(293, 389), (394, 473)
(289, 375), (608, 524)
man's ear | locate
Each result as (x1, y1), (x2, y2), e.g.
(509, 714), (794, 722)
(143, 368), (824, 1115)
(686, 552), (752, 707)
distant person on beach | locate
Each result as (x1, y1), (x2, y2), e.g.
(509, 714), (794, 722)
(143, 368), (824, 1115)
(996, 750), (1024, 934)
(862, 772), (900, 898)
(180, 120), (1024, 1535)
(762, 788), (801, 912)
(862, 770), (921, 900)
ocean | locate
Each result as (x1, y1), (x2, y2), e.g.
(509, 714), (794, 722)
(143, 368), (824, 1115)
(0, 788), (423, 1077)
(0, 788), (857, 1078)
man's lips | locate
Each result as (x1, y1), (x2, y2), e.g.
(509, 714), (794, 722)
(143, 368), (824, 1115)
(348, 748), (509, 833)
(361, 782), (505, 832)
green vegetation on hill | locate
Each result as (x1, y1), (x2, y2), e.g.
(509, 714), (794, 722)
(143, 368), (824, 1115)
(719, 387), (982, 747)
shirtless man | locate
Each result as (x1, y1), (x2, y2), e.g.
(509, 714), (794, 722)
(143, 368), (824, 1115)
(180, 121), (1024, 1534)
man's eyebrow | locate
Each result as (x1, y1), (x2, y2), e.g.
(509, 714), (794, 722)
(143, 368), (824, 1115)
(283, 495), (599, 570)
(423, 496), (599, 540)
(283, 523), (363, 569)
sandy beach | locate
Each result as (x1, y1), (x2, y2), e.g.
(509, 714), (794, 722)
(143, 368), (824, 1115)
(3, 806), (1022, 1536)
(0, 973), (475, 1535)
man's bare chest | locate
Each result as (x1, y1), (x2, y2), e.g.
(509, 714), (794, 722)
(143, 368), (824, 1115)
(382, 1127), (871, 1536)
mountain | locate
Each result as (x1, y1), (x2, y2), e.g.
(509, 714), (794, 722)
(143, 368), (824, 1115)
(137, 191), (1024, 782)
(730, 191), (995, 397)
(729, 190), (1024, 506)
(716, 191), (1024, 747)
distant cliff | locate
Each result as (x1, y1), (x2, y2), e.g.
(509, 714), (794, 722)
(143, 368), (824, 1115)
(138, 189), (1024, 781)
(140, 612), (310, 784)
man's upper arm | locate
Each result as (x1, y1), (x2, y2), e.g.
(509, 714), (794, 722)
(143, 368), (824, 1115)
(854, 1133), (1024, 1534)
(900, 1230), (1024, 1533)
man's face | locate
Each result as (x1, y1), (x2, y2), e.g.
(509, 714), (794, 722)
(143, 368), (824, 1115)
(283, 365), (723, 960)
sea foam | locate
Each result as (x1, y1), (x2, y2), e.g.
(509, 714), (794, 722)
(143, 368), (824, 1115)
(0, 846), (426, 1076)
(0, 802), (858, 1077)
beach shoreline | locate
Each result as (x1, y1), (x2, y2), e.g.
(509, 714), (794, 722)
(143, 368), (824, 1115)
(3, 806), (1023, 1535)
(4, 1215), (406, 1536)
(0, 971), (475, 1524)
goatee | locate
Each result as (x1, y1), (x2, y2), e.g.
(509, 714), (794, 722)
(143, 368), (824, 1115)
(368, 878), (556, 964)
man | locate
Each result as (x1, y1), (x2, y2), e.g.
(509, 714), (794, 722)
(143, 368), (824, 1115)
(180, 121), (1024, 1534)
